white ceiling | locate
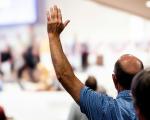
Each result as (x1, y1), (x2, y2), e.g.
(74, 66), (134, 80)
(92, 0), (150, 19)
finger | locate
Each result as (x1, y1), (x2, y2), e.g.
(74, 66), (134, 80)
(58, 8), (62, 23)
(53, 5), (58, 17)
(50, 7), (55, 22)
(64, 20), (70, 27)
(46, 11), (51, 22)
(53, 5), (58, 22)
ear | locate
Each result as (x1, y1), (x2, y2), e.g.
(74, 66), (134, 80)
(112, 74), (118, 89)
(112, 74), (117, 84)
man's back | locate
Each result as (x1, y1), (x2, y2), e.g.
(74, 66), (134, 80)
(80, 87), (137, 120)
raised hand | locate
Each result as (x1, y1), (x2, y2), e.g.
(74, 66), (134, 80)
(47, 5), (70, 36)
(47, 5), (84, 103)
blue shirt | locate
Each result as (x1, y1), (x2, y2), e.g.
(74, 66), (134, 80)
(80, 87), (137, 120)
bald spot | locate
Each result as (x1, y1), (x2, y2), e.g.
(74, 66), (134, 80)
(118, 54), (142, 74)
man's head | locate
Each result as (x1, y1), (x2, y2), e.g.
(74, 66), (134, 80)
(85, 76), (97, 91)
(112, 54), (143, 92)
(131, 68), (150, 120)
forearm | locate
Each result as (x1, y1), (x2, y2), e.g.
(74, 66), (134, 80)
(49, 34), (84, 102)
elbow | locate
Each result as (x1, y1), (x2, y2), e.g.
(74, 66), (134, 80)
(56, 70), (73, 82)
(55, 66), (73, 82)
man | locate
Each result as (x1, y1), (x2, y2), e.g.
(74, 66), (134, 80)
(131, 68), (150, 120)
(47, 5), (144, 120)
(85, 76), (98, 91)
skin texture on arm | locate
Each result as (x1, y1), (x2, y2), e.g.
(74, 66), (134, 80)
(47, 5), (84, 103)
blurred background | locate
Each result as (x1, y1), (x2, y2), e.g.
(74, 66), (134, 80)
(0, 0), (150, 120)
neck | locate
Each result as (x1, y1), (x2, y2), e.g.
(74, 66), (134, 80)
(117, 85), (125, 93)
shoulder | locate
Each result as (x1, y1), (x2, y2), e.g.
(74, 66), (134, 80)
(80, 86), (115, 110)
(80, 86), (113, 101)
(79, 87), (121, 119)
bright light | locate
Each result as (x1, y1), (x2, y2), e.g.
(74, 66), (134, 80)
(0, 0), (11, 9)
(146, 1), (150, 8)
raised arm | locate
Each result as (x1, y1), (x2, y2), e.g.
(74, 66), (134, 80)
(47, 5), (84, 103)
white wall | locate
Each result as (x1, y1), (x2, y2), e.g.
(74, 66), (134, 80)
(46, 0), (150, 67)
(47, 0), (150, 42)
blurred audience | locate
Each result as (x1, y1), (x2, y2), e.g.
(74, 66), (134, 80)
(16, 43), (62, 91)
(18, 45), (40, 82)
(0, 71), (4, 91)
(1, 46), (13, 64)
(0, 39), (64, 91)
(81, 43), (89, 71)
(0, 46), (14, 81)
(86, 54), (109, 93)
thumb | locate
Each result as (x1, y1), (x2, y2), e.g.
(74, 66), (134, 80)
(64, 20), (70, 27)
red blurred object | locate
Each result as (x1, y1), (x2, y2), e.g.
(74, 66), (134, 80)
(0, 106), (7, 120)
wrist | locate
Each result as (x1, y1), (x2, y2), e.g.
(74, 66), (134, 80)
(48, 33), (60, 39)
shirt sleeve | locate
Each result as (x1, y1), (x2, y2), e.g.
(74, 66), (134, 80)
(79, 87), (112, 119)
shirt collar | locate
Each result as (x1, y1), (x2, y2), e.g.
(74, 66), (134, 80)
(116, 90), (132, 99)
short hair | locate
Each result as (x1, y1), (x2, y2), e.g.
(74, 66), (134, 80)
(85, 76), (97, 91)
(132, 68), (150, 120)
(114, 60), (144, 89)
